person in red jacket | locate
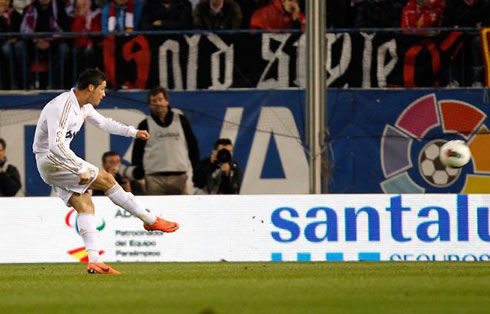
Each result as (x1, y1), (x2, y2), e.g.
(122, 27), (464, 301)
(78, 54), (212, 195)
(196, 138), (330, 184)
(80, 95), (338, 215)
(401, 0), (446, 30)
(71, 0), (101, 47)
(249, 0), (305, 31)
(70, 0), (101, 75)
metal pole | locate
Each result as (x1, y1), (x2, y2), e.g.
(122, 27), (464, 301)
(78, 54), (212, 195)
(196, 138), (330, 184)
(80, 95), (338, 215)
(306, 0), (326, 194)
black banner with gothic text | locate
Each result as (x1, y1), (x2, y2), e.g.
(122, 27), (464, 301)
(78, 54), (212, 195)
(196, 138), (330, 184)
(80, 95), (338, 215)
(100, 31), (466, 90)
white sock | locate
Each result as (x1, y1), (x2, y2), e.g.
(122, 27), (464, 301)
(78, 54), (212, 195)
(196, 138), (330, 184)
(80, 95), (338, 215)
(87, 250), (101, 263)
(76, 213), (101, 263)
(106, 184), (157, 225)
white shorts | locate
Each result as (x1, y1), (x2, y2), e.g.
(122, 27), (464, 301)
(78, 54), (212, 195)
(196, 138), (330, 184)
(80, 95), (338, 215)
(35, 153), (99, 206)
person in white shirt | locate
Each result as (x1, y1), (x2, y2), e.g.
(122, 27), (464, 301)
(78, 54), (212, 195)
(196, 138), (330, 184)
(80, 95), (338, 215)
(33, 68), (179, 275)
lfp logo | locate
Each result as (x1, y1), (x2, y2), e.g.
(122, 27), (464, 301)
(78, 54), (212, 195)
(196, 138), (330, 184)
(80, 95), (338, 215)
(380, 94), (490, 193)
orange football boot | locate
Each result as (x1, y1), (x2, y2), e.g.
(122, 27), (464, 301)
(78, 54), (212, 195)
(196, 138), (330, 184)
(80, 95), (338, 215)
(87, 262), (121, 275)
(144, 217), (180, 233)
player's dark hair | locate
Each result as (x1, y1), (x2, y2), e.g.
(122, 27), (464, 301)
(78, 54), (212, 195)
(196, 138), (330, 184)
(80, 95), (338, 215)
(214, 138), (232, 149)
(0, 138), (5, 150)
(148, 87), (169, 103)
(77, 68), (107, 90)
(102, 151), (119, 163)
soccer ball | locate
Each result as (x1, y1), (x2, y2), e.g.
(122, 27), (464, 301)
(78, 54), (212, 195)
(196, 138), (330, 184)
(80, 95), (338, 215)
(419, 140), (461, 187)
(439, 140), (471, 168)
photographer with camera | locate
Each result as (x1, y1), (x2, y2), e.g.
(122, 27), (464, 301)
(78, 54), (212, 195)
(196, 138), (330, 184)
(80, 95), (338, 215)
(92, 151), (131, 196)
(194, 138), (241, 194)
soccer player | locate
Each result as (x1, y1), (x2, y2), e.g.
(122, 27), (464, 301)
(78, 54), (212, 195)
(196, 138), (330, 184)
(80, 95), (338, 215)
(32, 68), (179, 275)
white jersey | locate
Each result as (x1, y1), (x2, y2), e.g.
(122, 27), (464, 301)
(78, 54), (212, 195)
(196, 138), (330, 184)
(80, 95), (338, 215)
(33, 88), (137, 175)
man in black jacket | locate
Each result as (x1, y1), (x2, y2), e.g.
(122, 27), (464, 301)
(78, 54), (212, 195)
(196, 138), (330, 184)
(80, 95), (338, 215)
(443, 0), (490, 86)
(131, 87), (200, 195)
(139, 0), (193, 30)
(0, 138), (22, 196)
(194, 138), (241, 194)
(193, 0), (243, 30)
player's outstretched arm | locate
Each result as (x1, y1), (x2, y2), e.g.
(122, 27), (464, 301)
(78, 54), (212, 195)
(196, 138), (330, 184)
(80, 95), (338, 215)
(85, 105), (138, 138)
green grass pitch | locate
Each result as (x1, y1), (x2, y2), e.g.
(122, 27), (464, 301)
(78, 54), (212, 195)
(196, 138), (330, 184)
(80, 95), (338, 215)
(0, 262), (489, 314)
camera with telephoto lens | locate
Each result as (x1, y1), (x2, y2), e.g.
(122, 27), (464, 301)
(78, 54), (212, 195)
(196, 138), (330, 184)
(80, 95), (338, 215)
(116, 164), (137, 180)
(216, 148), (232, 164)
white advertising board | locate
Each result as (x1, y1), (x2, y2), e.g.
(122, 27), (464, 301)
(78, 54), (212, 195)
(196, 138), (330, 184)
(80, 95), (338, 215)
(0, 194), (489, 263)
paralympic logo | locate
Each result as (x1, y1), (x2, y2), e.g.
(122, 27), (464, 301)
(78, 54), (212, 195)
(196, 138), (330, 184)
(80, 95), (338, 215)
(65, 208), (106, 262)
(65, 208), (106, 233)
(380, 93), (490, 193)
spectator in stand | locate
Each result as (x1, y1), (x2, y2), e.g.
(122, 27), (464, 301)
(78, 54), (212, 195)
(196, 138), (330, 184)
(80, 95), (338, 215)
(94, 0), (110, 9)
(92, 151), (130, 196)
(0, 138), (22, 197)
(327, 0), (355, 28)
(139, 0), (192, 31)
(16, 0), (70, 89)
(349, 0), (366, 28)
(101, 0), (143, 33)
(193, 0), (243, 30)
(443, 0), (490, 86)
(132, 87), (200, 195)
(70, 0), (101, 77)
(194, 138), (241, 194)
(0, 0), (21, 89)
(189, 0), (200, 8)
(12, 0), (29, 14)
(234, 0), (257, 28)
(354, 0), (406, 28)
(250, 0), (305, 30)
(401, 0), (446, 31)
(444, 0), (490, 27)
(64, 0), (76, 18)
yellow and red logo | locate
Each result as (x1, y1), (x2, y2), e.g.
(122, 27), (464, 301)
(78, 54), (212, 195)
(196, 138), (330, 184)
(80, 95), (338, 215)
(67, 247), (105, 263)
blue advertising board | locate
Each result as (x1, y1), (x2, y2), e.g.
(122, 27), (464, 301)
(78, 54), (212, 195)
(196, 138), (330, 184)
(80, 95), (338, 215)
(0, 89), (488, 195)
(328, 89), (490, 193)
